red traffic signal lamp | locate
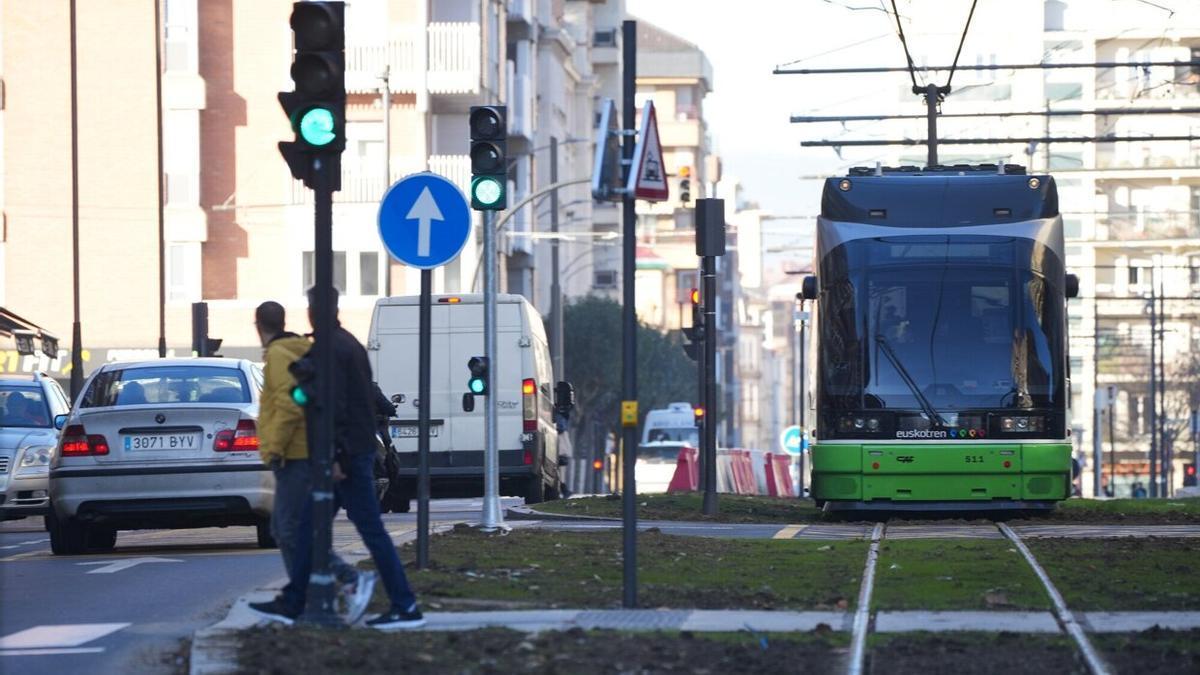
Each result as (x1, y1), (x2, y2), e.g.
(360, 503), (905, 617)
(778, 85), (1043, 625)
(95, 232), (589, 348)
(279, 2), (346, 189)
(1185, 463), (1197, 487)
(593, 458), (604, 471)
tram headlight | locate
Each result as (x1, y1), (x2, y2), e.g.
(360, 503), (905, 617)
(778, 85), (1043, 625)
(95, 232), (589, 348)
(1000, 415), (1046, 433)
(838, 415), (883, 433)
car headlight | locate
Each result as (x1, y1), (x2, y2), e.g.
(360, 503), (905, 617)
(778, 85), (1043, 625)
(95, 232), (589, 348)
(1000, 416), (1046, 433)
(15, 446), (53, 475)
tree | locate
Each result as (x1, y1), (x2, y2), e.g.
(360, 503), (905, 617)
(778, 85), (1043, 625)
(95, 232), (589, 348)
(552, 296), (698, 457)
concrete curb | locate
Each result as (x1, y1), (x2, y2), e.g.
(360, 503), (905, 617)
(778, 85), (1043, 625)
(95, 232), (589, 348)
(188, 522), (455, 675)
(505, 504), (621, 521)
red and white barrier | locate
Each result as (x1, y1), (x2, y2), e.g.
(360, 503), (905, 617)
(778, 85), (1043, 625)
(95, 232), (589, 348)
(666, 446), (699, 493)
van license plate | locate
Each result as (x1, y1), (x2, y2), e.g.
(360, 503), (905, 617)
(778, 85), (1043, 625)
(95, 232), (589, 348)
(391, 425), (439, 439)
(125, 434), (200, 451)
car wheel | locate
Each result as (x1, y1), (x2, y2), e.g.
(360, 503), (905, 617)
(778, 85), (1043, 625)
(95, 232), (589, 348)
(86, 526), (117, 551)
(525, 476), (547, 505)
(48, 512), (88, 556)
(256, 519), (278, 549)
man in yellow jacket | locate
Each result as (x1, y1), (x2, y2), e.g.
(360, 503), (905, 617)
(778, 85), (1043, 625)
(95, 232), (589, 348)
(248, 301), (375, 624)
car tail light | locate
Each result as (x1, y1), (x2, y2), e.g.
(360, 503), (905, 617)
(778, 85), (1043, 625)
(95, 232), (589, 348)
(523, 450), (533, 465)
(214, 419), (259, 452)
(522, 378), (537, 432)
(61, 424), (109, 457)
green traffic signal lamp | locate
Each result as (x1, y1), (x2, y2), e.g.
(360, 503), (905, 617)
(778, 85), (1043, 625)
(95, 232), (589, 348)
(467, 356), (489, 396)
(299, 107), (336, 146)
(471, 176), (505, 210)
(291, 385), (309, 407)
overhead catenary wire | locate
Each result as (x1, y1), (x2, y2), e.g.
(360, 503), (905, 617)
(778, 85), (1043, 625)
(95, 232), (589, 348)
(774, 59), (1199, 75)
(889, 0), (920, 91)
(801, 134), (1200, 147)
(943, 0), (979, 90)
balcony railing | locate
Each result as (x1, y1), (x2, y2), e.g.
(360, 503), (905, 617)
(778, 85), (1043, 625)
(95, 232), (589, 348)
(344, 22), (481, 95)
(1098, 212), (1200, 241)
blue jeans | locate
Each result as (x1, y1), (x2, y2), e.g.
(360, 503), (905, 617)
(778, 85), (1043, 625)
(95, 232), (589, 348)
(336, 451), (418, 612)
(273, 459), (357, 612)
(282, 452), (418, 613)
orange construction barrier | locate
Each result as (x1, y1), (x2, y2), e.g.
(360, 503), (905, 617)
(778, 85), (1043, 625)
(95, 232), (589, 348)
(731, 450), (755, 494)
(764, 453), (795, 497)
(666, 446), (700, 493)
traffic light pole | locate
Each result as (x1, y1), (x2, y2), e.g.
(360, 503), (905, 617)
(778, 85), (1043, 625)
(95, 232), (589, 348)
(620, 19), (638, 610)
(701, 254), (718, 517)
(416, 269), (431, 567)
(302, 156), (340, 626)
(696, 305), (706, 493)
(481, 209), (504, 530)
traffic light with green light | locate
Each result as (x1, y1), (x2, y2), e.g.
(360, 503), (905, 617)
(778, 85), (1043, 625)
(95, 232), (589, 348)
(279, 1), (346, 190)
(288, 354), (317, 408)
(467, 356), (489, 396)
(469, 106), (507, 210)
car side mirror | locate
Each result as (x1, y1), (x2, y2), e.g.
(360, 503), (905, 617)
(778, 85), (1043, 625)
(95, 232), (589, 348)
(391, 393), (406, 405)
(462, 393), (475, 413)
(554, 381), (576, 416)
(54, 414), (68, 430)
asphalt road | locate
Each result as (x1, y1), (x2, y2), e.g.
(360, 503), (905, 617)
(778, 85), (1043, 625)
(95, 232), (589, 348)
(0, 498), (514, 675)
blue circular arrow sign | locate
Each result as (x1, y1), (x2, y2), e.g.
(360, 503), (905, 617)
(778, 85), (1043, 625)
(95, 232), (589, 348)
(378, 172), (472, 270)
(780, 425), (804, 455)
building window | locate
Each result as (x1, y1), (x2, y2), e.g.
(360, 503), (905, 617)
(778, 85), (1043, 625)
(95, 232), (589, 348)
(593, 270), (617, 289)
(360, 252), (379, 296)
(302, 251), (347, 295)
(167, 243), (196, 302)
(1128, 265), (1141, 286)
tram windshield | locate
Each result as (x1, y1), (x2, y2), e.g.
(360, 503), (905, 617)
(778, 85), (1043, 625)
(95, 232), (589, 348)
(819, 235), (1065, 412)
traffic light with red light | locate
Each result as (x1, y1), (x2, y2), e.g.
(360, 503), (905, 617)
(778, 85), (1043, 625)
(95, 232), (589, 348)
(279, 2), (346, 189)
(469, 106), (507, 210)
(1185, 463), (1197, 487)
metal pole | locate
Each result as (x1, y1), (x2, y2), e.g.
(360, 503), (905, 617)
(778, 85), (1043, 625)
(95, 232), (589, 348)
(1149, 281), (1158, 498)
(154, 0), (167, 359)
(1044, 99), (1051, 173)
(620, 18), (638, 610)
(69, 0), (84, 399)
(381, 66), (393, 297)
(924, 83), (939, 167)
(798, 302), (807, 498)
(1157, 265), (1167, 496)
(416, 269), (431, 567)
(301, 157), (339, 625)
(481, 209), (504, 529)
(701, 255), (718, 516)
(1093, 398), (1103, 498)
(550, 137), (563, 381)
(696, 296), (706, 493)
(1109, 398), (1117, 497)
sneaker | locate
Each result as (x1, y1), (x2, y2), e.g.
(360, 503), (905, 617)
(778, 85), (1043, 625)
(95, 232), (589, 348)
(365, 605), (426, 630)
(343, 571), (377, 625)
(248, 597), (299, 625)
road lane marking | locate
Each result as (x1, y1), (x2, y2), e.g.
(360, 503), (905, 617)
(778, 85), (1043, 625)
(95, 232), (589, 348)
(77, 557), (183, 574)
(0, 623), (129, 649)
(0, 538), (49, 550)
(847, 522), (885, 675)
(773, 524), (808, 540)
(998, 523), (1111, 675)
(0, 647), (106, 656)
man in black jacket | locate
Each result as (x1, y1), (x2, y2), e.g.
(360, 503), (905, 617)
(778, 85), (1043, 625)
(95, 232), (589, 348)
(306, 286), (424, 629)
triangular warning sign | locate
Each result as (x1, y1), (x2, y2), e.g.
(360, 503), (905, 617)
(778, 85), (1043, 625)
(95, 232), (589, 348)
(627, 101), (669, 201)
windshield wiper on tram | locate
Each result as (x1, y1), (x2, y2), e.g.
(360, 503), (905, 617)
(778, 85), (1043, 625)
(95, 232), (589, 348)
(873, 334), (947, 427)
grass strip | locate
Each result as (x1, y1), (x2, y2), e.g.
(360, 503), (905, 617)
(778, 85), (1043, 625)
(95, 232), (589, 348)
(533, 493), (825, 523)
(237, 627), (846, 675)
(1038, 498), (1200, 525)
(1027, 538), (1200, 611)
(370, 525), (867, 611)
(873, 540), (1051, 610)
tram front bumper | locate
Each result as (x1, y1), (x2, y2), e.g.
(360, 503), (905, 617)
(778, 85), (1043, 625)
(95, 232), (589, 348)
(811, 442), (1071, 503)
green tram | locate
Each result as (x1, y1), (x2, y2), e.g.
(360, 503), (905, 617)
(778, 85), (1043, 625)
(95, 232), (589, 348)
(801, 164), (1078, 512)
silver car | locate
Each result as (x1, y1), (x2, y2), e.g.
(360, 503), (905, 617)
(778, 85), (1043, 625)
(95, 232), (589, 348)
(1, 372), (71, 519)
(48, 358), (274, 555)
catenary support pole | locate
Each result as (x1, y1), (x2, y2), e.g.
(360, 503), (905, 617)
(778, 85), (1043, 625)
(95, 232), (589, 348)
(620, 18), (638, 610)
(481, 209), (504, 530)
(550, 137), (564, 383)
(381, 66), (393, 297)
(1093, 397), (1103, 498)
(69, 0), (84, 399)
(798, 301), (808, 498)
(924, 83), (939, 167)
(416, 269), (431, 567)
(1149, 280), (1158, 498)
(301, 156), (339, 625)
(154, 0), (167, 358)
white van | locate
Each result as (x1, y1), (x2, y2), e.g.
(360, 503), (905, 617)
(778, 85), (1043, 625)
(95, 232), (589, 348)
(641, 402), (699, 446)
(367, 293), (573, 504)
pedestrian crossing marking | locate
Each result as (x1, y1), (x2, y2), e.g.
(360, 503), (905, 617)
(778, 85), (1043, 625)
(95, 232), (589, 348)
(0, 623), (129, 650)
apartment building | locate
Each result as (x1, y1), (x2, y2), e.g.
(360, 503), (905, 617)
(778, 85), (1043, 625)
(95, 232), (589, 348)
(0, 0), (627, 383)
